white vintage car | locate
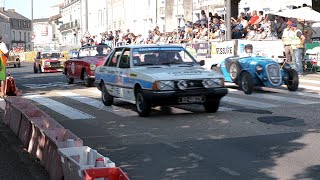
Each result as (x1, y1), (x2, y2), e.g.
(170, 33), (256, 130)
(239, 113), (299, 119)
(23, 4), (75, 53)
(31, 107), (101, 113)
(94, 45), (228, 117)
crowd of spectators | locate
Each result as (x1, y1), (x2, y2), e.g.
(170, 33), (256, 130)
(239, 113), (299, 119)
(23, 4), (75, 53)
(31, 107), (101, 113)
(80, 4), (313, 47)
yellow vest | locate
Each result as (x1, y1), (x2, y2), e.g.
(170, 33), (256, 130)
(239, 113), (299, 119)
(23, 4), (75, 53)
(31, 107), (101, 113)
(282, 28), (293, 45)
(291, 29), (303, 49)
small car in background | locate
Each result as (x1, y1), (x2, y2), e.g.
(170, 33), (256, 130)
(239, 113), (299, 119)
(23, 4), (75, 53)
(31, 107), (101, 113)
(94, 45), (228, 117)
(63, 45), (112, 87)
(8, 53), (21, 68)
(213, 55), (299, 94)
(33, 50), (66, 73)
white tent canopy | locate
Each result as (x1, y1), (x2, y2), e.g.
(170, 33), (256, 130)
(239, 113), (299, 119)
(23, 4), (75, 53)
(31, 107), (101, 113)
(270, 7), (320, 22)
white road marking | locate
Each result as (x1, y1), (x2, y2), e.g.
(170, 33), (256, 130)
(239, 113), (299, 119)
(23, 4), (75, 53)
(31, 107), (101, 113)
(299, 79), (320, 85)
(229, 89), (319, 105)
(261, 87), (320, 99)
(222, 96), (278, 109)
(189, 153), (204, 161)
(24, 94), (94, 120)
(164, 142), (180, 149)
(23, 82), (75, 89)
(219, 167), (241, 176)
(298, 85), (320, 91)
(218, 107), (236, 111)
(56, 91), (138, 117)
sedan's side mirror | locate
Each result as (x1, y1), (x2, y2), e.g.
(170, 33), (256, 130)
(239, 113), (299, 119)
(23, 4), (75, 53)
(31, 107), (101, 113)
(199, 60), (205, 66)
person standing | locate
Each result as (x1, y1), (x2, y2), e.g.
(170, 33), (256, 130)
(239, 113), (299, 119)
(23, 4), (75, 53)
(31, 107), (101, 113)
(290, 23), (305, 76)
(282, 21), (294, 63)
(0, 36), (8, 98)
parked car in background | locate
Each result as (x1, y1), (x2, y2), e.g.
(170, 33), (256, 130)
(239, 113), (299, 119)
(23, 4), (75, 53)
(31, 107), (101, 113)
(95, 45), (228, 117)
(8, 53), (21, 68)
(63, 45), (112, 87)
(213, 55), (299, 94)
(33, 50), (66, 73)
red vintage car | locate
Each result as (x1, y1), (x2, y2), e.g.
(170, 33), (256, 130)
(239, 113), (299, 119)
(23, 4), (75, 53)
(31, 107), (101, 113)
(63, 45), (112, 87)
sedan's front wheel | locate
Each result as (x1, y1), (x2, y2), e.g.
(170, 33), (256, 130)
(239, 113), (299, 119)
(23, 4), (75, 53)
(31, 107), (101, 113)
(203, 100), (220, 113)
(135, 89), (151, 117)
(101, 84), (113, 106)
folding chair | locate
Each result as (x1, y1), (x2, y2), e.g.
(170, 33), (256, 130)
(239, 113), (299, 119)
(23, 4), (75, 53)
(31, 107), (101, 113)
(305, 47), (320, 73)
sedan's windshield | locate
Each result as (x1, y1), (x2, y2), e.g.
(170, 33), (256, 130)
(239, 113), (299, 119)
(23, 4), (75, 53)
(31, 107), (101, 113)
(132, 47), (197, 66)
(42, 53), (60, 59)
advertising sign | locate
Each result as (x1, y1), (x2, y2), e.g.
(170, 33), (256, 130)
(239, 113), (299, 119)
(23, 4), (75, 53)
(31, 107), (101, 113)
(211, 40), (235, 65)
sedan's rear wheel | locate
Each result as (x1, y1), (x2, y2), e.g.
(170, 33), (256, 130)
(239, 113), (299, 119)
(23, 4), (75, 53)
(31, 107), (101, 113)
(101, 84), (113, 106)
(135, 89), (151, 117)
(83, 70), (93, 87)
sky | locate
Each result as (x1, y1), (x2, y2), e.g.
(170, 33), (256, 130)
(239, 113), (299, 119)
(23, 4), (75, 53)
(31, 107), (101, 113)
(1, 0), (62, 19)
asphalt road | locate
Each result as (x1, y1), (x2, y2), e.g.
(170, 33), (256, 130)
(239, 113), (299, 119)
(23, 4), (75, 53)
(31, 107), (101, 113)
(10, 62), (320, 180)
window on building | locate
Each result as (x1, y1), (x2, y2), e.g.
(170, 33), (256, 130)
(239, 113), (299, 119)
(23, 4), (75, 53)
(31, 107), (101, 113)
(28, 32), (30, 42)
(148, 0), (151, 8)
(12, 31), (15, 41)
(19, 32), (21, 41)
(24, 32), (26, 41)
(18, 20), (21, 27)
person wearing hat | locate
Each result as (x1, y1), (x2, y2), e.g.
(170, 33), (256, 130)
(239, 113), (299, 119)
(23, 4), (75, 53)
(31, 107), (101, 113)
(290, 22), (305, 76)
(282, 20), (295, 64)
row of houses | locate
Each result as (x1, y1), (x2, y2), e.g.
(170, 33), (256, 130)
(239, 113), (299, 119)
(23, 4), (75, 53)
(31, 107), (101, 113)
(0, 0), (310, 51)
(0, 7), (32, 51)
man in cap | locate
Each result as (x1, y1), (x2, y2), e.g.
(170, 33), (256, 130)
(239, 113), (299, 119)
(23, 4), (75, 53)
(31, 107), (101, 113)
(282, 20), (295, 63)
(290, 22), (305, 76)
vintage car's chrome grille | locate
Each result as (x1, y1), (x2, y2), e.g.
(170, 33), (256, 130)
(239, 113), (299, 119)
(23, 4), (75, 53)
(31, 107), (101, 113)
(174, 80), (204, 89)
(267, 64), (281, 85)
(49, 62), (61, 67)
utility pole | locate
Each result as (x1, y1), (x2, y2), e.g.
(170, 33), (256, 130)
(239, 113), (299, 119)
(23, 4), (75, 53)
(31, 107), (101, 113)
(85, 0), (88, 31)
(226, 0), (231, 40)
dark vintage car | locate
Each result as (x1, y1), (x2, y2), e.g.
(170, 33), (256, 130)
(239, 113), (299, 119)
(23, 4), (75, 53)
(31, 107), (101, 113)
(214, 55), (299, 94)
(63, 45), (112, 87)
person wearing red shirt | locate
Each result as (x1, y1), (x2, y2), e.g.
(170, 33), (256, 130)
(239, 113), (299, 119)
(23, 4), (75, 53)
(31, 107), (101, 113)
(249, 10), (259, 25)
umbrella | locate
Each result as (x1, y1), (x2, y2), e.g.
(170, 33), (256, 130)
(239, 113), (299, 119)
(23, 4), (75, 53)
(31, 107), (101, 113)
(271, 7), (320, 22)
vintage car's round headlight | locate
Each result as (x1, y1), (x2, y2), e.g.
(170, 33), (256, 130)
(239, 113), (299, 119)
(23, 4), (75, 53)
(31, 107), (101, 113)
(256, 65), (263, 73)
(177, 80), (188, 90)
(90, 64), (96, 71)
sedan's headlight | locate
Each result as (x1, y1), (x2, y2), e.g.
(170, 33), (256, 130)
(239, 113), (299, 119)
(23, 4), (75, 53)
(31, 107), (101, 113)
(202, 79), (224, 88)
(90, 64), (96, 71)
(45, 61), (50, 66)
(256, 65), (263, 73)
(153, 80), (175, 90)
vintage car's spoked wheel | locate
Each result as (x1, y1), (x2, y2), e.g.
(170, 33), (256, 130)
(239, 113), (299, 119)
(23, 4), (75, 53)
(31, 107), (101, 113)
(229, 62), (240, 82)
(101, 83), (114, 106)
(135, 89), (151, 117)
(83, 70), (93, 87)
(240, 72), (254, 94)
(66, 70), (74, 84)
(286, 69), (299, 91)
(203, 100), (220, 113)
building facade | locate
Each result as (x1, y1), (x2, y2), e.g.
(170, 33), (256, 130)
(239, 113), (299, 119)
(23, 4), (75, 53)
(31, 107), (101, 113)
(0, 7), (32, 50)
(49, 3), (63, 50)
(33, 18), (52, 50)
(0, 15), (10, 48)
(60, 0), (81, 49)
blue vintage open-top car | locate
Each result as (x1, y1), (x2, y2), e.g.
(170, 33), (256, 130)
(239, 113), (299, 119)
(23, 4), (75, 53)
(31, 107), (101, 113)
(213, 55), (299, 94)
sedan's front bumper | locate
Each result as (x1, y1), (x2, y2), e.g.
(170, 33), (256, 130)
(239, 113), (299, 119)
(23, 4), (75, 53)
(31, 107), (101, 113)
(142, 88), (228, 106)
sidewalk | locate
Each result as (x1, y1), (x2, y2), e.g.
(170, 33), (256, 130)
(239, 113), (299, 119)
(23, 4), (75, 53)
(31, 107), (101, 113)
(0, 99), (49, 180)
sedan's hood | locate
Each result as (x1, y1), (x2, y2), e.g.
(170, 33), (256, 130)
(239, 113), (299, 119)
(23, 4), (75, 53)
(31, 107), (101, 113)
(133, 65), (223, 80)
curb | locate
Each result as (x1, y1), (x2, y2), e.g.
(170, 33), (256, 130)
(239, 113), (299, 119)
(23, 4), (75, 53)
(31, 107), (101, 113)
(3, 96), (130, 180)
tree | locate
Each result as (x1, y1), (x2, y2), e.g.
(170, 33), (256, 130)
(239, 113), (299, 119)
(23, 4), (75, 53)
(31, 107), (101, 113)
(312, 0), (320, 13)
(231, 0), (241, 19)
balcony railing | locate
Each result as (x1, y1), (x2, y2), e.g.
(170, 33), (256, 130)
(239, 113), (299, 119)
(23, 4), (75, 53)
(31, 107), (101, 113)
(59, 21), (79, 31)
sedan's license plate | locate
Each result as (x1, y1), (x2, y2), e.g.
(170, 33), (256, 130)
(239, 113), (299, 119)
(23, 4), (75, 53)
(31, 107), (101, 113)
(179, 96), (204, 103)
